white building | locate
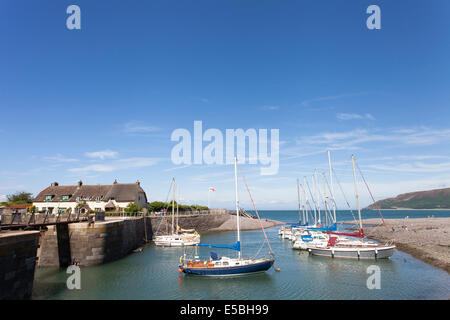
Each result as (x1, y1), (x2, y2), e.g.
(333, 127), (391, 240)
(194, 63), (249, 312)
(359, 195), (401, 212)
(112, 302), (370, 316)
(33, 180), (148, 214)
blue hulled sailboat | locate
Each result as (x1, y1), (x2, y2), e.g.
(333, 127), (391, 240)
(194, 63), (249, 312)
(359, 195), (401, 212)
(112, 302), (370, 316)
(178, 157), (274, 276)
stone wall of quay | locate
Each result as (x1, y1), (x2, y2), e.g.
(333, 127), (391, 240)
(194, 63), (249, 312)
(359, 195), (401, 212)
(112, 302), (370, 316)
(0, 231), (40, 300)
(150, 211), (231, 234)
(38, 217), (153, 267)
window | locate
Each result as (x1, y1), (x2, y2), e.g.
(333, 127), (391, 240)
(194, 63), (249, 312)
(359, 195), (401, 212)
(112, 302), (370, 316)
(61, 195), (70, 201)
(45, 195), (54, 201)
(95, 208), (101, 212)
(58, 208), (66, 214)
(95, 196), (101, 201)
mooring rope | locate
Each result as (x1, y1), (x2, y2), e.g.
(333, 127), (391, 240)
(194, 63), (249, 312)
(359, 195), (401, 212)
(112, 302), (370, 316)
(237, 163), (274, 256)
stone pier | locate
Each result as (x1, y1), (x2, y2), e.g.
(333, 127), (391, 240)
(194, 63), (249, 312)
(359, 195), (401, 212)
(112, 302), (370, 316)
(0, 230), (40, 300)
(38, 217), (152, 267)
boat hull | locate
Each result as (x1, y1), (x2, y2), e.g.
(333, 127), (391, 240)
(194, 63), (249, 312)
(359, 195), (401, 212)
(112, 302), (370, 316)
(153, 234), (200, 247)
(181, 259), (274, 276)
(308, 246), (395, 259)
(154, 241), (199, 247)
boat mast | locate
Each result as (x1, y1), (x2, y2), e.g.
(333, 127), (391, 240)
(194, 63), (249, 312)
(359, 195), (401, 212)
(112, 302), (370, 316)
(306, 176), (317, 226)
(296, 178), (302, 224)
(176, 183), (179, 235)
(352, 155), (363, 230)
(234, 157), (241, 259)
(322, 172), (329, 227)
(328, 150), (337, 223)
(171, 178), (175, 235)
(303, 177), (309, 225)
(300, 184), (306, 224)
(314, 171), (321, 225)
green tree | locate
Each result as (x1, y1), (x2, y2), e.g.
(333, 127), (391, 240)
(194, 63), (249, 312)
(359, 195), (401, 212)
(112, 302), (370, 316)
(125, 202), (141, 214)
(6, 191), (33, 204)
(147, 201), (167, 212)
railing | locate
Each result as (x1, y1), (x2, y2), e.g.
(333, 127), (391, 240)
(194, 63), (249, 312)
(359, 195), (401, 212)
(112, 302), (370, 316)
(0, 211), (90, 230)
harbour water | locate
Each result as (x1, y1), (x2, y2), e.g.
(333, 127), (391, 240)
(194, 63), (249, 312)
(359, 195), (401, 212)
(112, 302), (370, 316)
(32, 210), (450, 300)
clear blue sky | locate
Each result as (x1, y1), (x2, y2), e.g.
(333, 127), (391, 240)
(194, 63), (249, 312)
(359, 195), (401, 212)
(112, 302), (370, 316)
(1, 0), (450, 209)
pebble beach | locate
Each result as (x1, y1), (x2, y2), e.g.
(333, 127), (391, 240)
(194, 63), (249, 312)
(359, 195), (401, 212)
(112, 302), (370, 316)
(357, 217), (450, 273)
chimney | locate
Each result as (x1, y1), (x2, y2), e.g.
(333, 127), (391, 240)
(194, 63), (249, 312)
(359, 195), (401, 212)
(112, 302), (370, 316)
(113, 179), (118, 185)
(51, 182), (59, 186)
(136, 180), (140, 186)
(77, 180), (83, 188)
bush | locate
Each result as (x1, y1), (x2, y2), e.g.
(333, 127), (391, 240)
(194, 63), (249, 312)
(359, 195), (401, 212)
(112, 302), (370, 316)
(125, 202), (141, 214)
(147, 201), (209, 212)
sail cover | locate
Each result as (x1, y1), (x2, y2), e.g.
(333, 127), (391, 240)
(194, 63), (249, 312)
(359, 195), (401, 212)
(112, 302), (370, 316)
(307, 222), (337, 232)
(198, 241), (241, 251)
(324, 229), (364, 238)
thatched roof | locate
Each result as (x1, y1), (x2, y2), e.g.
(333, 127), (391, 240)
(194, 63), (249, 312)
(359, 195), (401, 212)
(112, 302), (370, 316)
(34, 181), (147, 203)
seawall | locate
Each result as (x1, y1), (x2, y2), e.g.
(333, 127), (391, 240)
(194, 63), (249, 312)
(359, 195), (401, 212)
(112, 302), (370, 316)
(0, 230), (40, 299)
(151, 212), (284, 234)
(38, 217), (153, 267)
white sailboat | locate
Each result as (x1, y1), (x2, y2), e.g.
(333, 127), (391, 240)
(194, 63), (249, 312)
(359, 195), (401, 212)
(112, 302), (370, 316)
(153, 179), (200, 247)
(307, 155), (396, 259)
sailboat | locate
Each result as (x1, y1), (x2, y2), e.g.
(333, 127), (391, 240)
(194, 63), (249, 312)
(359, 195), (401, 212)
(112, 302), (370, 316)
(288, 151), (338, 243)
(279, 178), (312, 240)
(178, 157), (275, 276)
(307, 155), (396, 259)
(153, 178), (200, 247)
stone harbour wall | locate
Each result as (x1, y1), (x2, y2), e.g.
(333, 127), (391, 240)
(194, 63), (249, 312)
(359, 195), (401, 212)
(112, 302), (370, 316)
(150, 212), (231, 234)
(0, 231), (40, 300)
(38, 217), (153, 267)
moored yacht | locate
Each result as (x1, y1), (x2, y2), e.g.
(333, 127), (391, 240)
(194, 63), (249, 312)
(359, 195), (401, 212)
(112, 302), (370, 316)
(307, 155), (395, 260)
(153, 178), (200, 247)
(179, 157), (275, 276)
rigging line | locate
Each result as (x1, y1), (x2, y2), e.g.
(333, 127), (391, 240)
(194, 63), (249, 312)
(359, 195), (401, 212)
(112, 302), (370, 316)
(252, 239), (267, 260)
(324, 176), (337, 223)
(305, 180), (318, 215)
(332, 168), (358, 227)
(304, 200), (314, 222)
(154, 179), (174, 235)
(355, 162), (386, 226)
(299, 184), (314, 223)
(237, 163), (274, 256)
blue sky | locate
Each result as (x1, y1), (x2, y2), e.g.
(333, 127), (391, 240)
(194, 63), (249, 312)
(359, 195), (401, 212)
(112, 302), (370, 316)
(1, 0), (450, 210)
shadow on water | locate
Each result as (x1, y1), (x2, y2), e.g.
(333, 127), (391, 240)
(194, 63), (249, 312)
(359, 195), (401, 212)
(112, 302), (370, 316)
(32, 268), (69, 300)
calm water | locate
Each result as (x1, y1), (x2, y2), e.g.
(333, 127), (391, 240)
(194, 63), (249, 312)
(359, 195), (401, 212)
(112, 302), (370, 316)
(32, 210), (450, 300)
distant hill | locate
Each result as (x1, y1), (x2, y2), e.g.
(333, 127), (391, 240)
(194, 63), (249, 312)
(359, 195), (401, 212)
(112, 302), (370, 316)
(364, 187), (450, 210)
